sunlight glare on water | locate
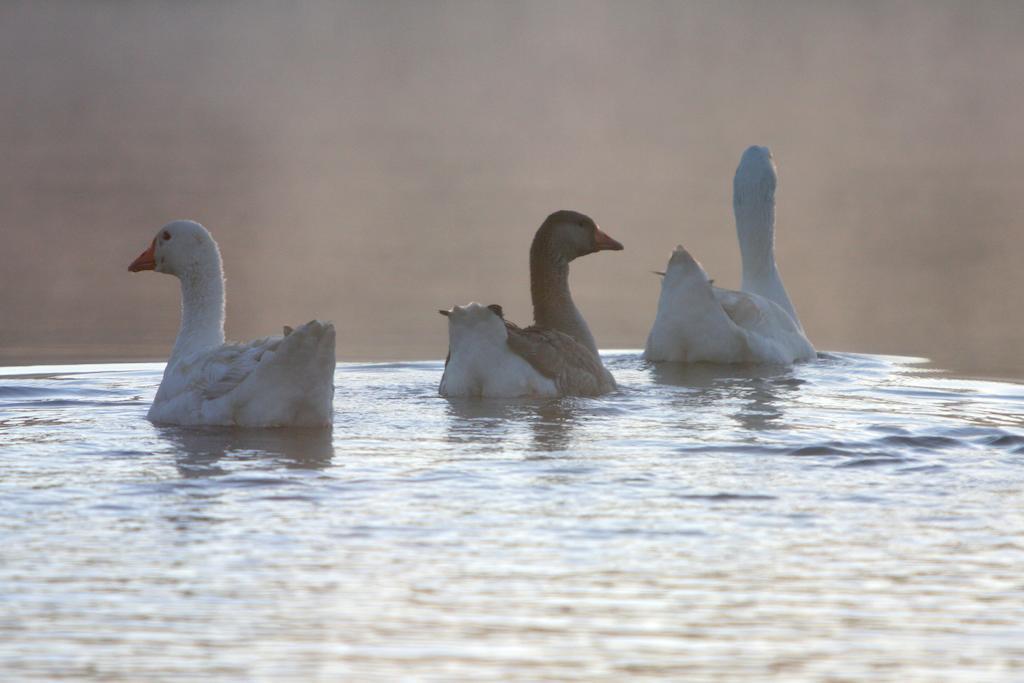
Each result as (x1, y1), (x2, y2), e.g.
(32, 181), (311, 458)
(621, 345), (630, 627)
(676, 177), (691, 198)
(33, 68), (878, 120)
(1, 352), (1022, 681)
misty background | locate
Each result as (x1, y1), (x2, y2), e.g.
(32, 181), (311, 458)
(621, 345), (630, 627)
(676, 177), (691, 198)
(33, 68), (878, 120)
(1, 1), (1022, 378)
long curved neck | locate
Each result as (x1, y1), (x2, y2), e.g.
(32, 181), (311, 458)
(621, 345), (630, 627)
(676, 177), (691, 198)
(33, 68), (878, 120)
(530, 244), (598, 356)
(171, 262), (226, 360)
(734, 193), (801, 329)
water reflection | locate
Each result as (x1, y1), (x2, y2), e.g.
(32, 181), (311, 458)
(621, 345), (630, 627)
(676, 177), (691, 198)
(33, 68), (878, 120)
(443, 398), (521, 452)
(6, 357), (1024, 681)
(156, 426), (335, 477)
(443, 397), (577, 454)
(528, 400), (577, 453)
(647, 361), (802, 431)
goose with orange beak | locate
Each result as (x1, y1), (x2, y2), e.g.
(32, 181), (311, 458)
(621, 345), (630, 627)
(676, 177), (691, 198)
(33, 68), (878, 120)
(128, 220), (336, 427)
(439, 210), (622, 398)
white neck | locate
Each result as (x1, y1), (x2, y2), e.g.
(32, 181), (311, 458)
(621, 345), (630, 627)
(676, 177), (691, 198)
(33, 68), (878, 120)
(171, 262), (225, 359)
(734, 188), (802, 330)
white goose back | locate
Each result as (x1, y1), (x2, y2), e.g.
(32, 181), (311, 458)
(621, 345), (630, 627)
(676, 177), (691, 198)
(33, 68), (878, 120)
(644, 246), (815, 365)
(439, 303), (558, 398)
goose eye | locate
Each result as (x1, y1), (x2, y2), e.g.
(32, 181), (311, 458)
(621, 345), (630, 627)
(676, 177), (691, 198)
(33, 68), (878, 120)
(162, 230), (172, 241)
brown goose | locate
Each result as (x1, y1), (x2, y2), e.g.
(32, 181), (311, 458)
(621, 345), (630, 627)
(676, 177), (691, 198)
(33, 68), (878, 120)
(439, 210), (623, 398)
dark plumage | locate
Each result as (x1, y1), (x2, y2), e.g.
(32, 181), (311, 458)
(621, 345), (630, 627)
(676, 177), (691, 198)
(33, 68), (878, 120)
(438, 210), (623, 397)
(479, 302), (615, 395)
(504, 321), (616, 396)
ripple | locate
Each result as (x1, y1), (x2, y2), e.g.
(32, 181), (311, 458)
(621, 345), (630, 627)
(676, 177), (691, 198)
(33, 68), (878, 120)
(0, 385), (63, 399)
(836, 456), (912, 468)
(986, 433), (1024, 448)
(1, 353), (1023, 681)
(788, 445), (853, 456)
(676, 493), (779, 502)
(879, 434), (964, 450)
(897, 464), (949, 474)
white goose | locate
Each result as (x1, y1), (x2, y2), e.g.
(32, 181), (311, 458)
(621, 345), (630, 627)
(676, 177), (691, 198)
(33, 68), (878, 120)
(643, 147), (814, 364)
(439, 210), (623, 398)
(128, 220), (336, 427)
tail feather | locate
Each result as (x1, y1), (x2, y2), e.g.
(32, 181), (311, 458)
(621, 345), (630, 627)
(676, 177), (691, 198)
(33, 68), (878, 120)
(276, 320), (336, 369)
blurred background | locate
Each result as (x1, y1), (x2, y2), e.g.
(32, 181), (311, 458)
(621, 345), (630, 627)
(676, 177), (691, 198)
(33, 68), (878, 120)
(1, 0), (1022, 377)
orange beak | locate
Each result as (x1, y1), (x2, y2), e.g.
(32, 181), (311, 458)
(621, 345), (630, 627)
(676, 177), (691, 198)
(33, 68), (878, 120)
(128, 239), (157, 272)
(594, 227), (624, 251)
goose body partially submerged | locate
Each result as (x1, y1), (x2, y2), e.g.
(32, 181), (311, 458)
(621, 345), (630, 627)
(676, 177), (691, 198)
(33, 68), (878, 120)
(439, 210), (621, 398)
(438, 303), (558, 397)
(644, 146), (814, 365)
(128, 220), (335, 427)
(643, 247), (814, 364)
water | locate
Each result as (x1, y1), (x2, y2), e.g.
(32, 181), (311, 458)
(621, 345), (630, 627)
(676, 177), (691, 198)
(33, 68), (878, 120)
(1, 352), (1022, 681)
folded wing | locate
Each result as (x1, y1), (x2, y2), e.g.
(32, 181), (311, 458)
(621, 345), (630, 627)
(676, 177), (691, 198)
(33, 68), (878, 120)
(505, 322), (615, 397)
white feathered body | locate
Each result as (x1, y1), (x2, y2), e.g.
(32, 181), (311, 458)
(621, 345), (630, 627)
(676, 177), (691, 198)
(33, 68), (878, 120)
(150, 320), (336, 427)
(644, 247), (814, 365)
(439, 304), (558, 398)
(130, 220), (336, 428)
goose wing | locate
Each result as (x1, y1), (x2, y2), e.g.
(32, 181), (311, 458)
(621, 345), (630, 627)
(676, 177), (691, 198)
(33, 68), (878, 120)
(714, 287), (804, 337)
(504, 322), (614, 396)
(713, 287), (766, 330)
(193, 335), (285, 401)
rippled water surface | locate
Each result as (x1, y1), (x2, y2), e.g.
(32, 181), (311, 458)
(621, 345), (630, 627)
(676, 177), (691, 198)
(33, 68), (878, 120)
(1, 353), (1023, 681)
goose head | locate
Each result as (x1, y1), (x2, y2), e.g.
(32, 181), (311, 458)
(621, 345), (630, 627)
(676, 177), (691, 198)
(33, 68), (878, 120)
(128, 220), (222, 278)
(733, 145), (777, 210)
(531, 210), (623, 264)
